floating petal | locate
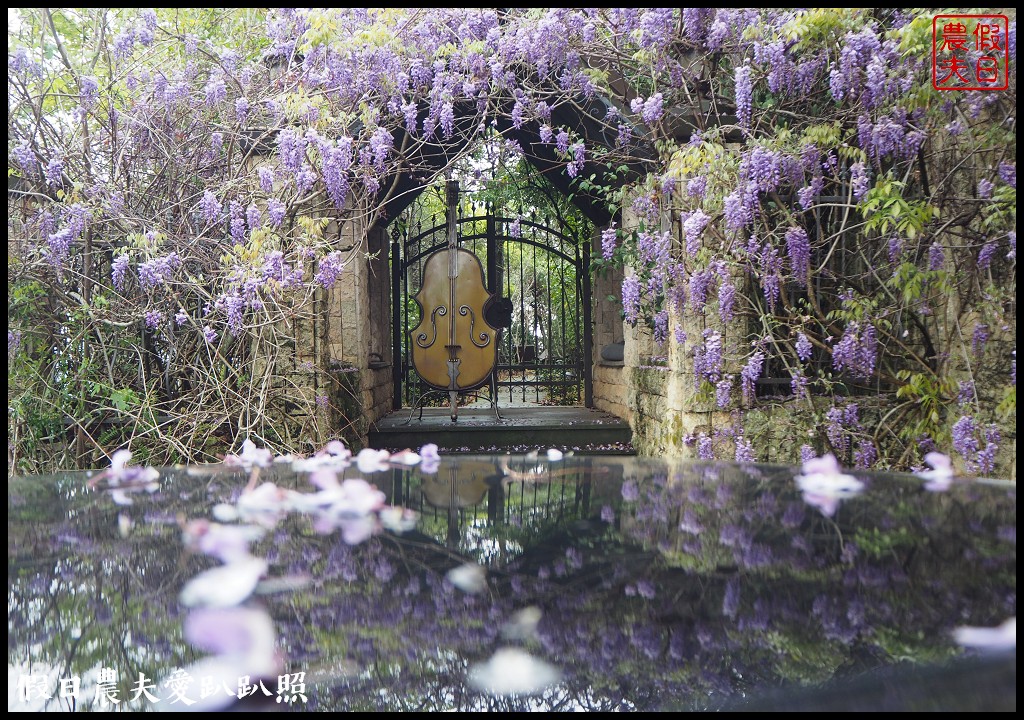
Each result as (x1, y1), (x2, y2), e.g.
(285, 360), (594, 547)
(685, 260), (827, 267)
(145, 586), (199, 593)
(468, 647), (562, 696)
(179, 557), (267, 608)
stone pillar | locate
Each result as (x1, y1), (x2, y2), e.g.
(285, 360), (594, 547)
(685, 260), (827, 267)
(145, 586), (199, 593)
(591, 226), (631, 421)
(323, 215), (394, 447)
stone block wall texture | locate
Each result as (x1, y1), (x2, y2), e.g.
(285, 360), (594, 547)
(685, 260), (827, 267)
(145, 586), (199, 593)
(320, 216), (393, 447)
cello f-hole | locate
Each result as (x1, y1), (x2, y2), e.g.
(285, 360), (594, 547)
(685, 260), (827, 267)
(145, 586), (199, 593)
(415, 305), (447, 349)
(459, 305), (492, 348)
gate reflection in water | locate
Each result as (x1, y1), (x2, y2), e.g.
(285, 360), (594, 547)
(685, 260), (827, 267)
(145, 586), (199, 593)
(394, 204), (589, 409)
(8, 456), (1015, 711)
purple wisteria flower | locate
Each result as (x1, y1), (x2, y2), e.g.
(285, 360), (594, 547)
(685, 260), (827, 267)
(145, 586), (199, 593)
(697, 433), (714, 460)
(957, 380), (976, 406)
(8, 330), (22, 357)
(79, 75), (99, 109)
(112, 254), (131, 291)
(717, 278), (736, 323)
(971, 323), (989, 356)
(267, 199), (286, 227)
(138, 253), (181, 289)
(832, 322), (877, 379)
(246, 204), (261, 230)
(976, 425), (1000, 474)
(555, 130), (569, 154)
(621, 276), (642, 324)
(850, 162), (870, 201)
(687, 175), (707, 198)
(660, 174), (676, 197)
(759, 243), (782, 310)
(621, 480), (639, 502)
(653, 310), (668, 345)
(977, 241), (997, 270)
(998, 161), (1015, 188)
(745, 147), (781, 193)
(12, 142), (35, 171)
(258, 167), (275, 193)
(631, 93), (664, 124)
(740, 349), (765, 403)
(601, 224), (617, 260)
(567, 141), (586, 177)
(715, 375), (733, 408)
(44, 157), (64, 187)
(795, 332), (813, 362)
(200, 190), (222, 223)
(204, 75), (227, 106)
(825, 404), (859, 456)
(785, 226), (810, 285)
(853, 441), (877, 469)
(693, 329), (724, 386)
(734, 437), (755, 462)
(951, 415), (979, 467)
(315, 251), (344, 288)
(723, 190), (750, 230)
(229, 202), (246, 243)
(791, 369), (809, 399)
(798, 176), (823, 210)
(683, 209), (710, 256)
(734, 65), (752, 129)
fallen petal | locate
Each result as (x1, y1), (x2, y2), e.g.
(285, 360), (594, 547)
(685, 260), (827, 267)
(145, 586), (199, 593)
(389, 449), (422, 465)
(467, 647), (562, 696)
(953, 617), (1016, 651)
(184, 606), (277, 665)
(179, 558), (268, 608)
(379, 506), (419, 534)
(447, 563), (487, 594)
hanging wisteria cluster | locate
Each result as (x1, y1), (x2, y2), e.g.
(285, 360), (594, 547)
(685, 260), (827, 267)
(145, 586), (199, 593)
(7, 8), (1017, 474)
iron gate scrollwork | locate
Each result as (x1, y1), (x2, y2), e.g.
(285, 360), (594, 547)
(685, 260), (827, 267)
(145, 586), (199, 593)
(392, 205), (591, 410)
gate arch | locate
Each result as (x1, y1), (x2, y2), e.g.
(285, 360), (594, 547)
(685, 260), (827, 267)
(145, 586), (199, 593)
(391, 206), (592, 410)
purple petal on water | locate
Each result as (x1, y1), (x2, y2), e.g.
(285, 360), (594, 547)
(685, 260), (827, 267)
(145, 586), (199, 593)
(184, 606), (276, 659)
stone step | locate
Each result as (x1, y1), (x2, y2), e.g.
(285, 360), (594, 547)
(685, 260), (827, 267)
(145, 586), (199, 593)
(368, 406), (634, 455)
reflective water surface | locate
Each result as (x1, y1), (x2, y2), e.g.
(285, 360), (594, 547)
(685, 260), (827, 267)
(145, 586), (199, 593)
(8, 455), (1016, 711)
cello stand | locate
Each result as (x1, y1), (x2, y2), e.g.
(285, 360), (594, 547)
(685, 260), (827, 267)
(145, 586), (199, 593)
(404, 372), (503, 425)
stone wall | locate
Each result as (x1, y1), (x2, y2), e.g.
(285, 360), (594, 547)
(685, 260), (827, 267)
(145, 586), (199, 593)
(322, 216), (394, 446)
(591, 251), (630, 421)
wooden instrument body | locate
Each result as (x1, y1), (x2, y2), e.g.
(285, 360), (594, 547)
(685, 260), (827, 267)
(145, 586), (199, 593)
(409, 247), (498, 392)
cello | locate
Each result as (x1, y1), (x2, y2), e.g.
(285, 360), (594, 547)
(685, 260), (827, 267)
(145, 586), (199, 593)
(409, 181), (499, 421)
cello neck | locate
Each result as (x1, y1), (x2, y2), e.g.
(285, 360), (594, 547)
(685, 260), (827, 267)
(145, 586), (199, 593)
(446, 180), (459, 274)
(446, 180), (458, 353)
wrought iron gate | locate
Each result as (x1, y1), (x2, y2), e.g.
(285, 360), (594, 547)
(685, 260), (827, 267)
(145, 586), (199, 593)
(391, 206), (591, 409)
